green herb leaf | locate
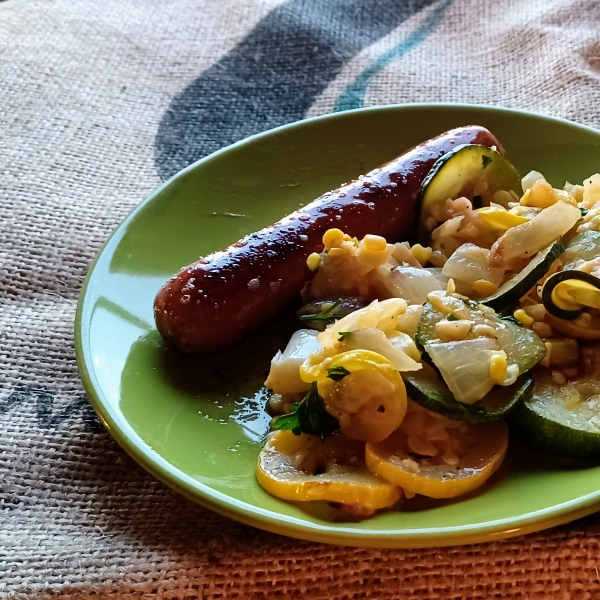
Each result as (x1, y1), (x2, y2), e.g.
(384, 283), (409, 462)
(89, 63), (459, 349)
(327, 366), (351, 381)
(447, 314), (459, 322)
(273, 383), (340, 437)
(500, 315), (523, 327)
(298, 300), (343, 325)
(581, 207), (589, 218)
(481, 155), (492, 169)
(338, 331), (352, 341)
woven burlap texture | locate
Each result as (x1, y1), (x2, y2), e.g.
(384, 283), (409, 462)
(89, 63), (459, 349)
(2, 0), (600, 597)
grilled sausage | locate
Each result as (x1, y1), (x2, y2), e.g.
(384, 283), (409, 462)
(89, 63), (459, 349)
(155, 126), (502, 352)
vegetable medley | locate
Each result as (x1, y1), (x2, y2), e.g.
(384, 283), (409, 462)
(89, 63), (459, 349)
(258, 144), (600, 517)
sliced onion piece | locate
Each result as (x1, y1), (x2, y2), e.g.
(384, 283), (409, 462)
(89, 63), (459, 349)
(265, 329), (323, 394)
(424, 338), (499, 404)
(442, 243), (504, 292)
(341, 329), (422, 372)
(491, 201), (581, 266)
(385, 266), (445, 305)
(317, 298), (407, 348)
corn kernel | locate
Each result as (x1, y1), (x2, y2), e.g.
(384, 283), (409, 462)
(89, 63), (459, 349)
(306, 252), (320, 271)
(362, 234), (387, 252)
(322, 228), (345, 250)
(410, 243), (433, 266)
(473, 279), (498, 296)
(521, 179), (558, 209)
(519, 189), (531, 206)
(490, 352), (508, 384)
(357, 246), (389, 268)
(513, 309), (534, 327)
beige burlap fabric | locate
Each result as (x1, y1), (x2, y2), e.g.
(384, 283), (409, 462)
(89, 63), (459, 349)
(3, 0), (600, 597)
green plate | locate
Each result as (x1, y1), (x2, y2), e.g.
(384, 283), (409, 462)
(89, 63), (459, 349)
(75, 104), (600, 548)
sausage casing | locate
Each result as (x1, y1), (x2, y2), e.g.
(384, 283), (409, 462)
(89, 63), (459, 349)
(155, 126), (502, 352)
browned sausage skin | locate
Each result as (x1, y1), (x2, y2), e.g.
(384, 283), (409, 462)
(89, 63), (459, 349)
(155, 126), (502, 352)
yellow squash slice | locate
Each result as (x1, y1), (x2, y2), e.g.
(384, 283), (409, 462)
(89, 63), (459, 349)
(476, 206), (530, 231)
(257, 430), (402, 512)
(301, 349), (408, 442)
(365, 420), (508, 499)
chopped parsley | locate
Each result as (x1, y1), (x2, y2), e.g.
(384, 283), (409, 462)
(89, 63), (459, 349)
(481, 155), (492, 169)
(273, 383), (340, 437)
(500, 315), (523, 327)
(327, 366), (351, 381)
(298, 300), (343, 325)
(338, 331), (352, 342)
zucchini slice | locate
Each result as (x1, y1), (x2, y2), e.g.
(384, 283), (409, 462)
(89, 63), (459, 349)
(297, 297), (368, 331)
(510, 372), (600, 459)
(481, 239), (565, 311)
(541, 270), (600, 320)
(416, 300), (547, 376)
(416, 144), (522, 243)
(403, 364), (533, 422)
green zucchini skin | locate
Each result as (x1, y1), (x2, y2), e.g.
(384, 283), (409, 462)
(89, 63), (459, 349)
(509, 384), (600, 460)
(415, 144), (522, 244)
(541, 269), (600, 320)
(481, 239), (565, 312)
(404, 370), (533, 423)
(416, 301), (547, 376)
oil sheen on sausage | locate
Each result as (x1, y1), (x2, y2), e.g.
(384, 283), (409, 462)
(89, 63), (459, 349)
(155, 126), (502, 352)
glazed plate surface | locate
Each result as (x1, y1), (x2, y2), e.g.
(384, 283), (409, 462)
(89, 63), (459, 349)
(76, 104), (600, 547)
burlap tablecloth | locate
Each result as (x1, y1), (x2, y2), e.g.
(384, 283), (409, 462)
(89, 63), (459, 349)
(3, 0), (600, 597)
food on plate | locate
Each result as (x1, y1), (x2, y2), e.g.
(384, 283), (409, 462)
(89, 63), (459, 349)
(154, 122), (600, 517)
(257, 430), (402, 514)
(154, 126), (502, 352)
(258, 143), (600, 516)
(365, 417), (509, 499)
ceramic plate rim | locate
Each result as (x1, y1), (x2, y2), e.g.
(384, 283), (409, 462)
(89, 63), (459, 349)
(75, 103), (600, 548)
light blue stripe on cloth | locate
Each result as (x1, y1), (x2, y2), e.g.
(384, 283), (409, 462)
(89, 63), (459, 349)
(334, 0), (454, 112)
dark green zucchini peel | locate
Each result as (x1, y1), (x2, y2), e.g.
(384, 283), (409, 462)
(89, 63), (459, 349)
(416, 144), (522, 244)
(403, 365), (533, 423)
(481, 239), (565, 311)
